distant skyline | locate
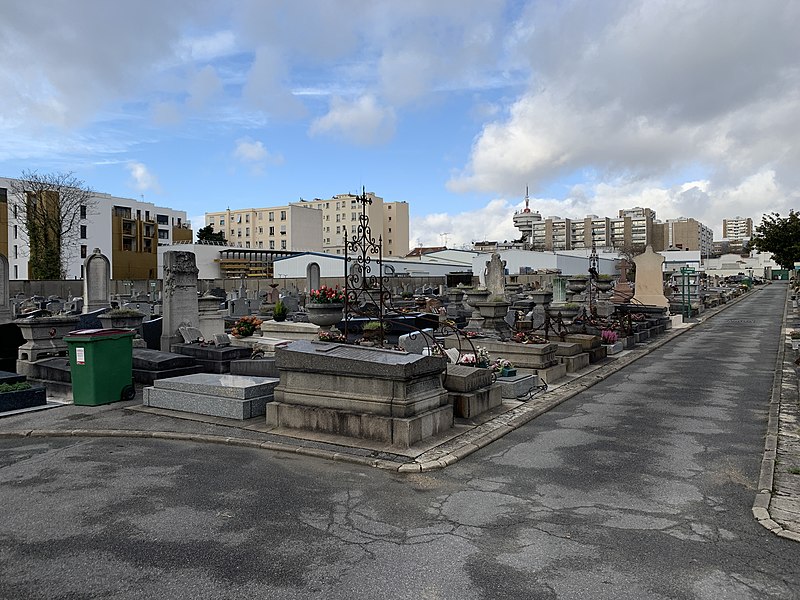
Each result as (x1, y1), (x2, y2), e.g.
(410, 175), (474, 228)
(1, 1), (797, 248)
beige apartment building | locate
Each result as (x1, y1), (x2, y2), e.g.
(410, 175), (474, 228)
(205, 204), (322, 253)
(205, 191), (409, 257)
(722, 216), (753, 241)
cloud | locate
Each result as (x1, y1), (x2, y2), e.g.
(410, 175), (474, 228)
(126, 161), (162, 193)
(187, 65), (223, 111)
(450, 0), (800, 200)
(242, 46), (306, 119)
(309, 95), (396, 145)
(410, 198), (520, 249)
(233, 138), (283, 175)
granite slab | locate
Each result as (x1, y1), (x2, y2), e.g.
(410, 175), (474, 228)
(152, 373), (279, 399)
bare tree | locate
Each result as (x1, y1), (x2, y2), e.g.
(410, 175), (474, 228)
(10, 170), (96, 280)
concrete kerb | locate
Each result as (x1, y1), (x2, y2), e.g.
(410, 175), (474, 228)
(0, 286), (762, 474)
(752, 283), (798, 541)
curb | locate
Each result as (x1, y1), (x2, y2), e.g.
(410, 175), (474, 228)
(0, 287), (761, 473)
(752, 284), (800, 541)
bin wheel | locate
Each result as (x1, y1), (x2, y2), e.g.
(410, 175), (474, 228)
(121, 384), (136, 401)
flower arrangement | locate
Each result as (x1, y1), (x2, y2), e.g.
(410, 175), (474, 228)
(476, 346), (490, 364)
(458, 353), (477, 366)
(512, 331), (548, 344)
(601, 329), (618, 345)
(231, 315), (263, 337)
(491, 358), (513, 372)
(318, 330), (346, 343)
(309, 285), (346, 304)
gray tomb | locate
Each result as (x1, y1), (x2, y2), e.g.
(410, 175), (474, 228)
(83, 249), (111, 313)
(267, 340), (453, 448)
(160, 251), (200, 352)
(485, 253), (507, 299)
(0, 253), (11, 324)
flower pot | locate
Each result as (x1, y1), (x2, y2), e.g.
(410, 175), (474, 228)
(306, 303), (344, 331)
(594, 281), (613, 292)
(476, 301), (511, 319)
(500, 367), (517, 377)
(477, 360), (490, 369)
(566, 278), (588, 293)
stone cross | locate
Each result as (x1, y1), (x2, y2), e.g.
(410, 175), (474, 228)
(83, 248), (111, 313)
(160, 251), (200, 351)
(617, 259), (630, 283)
(485, 253), (507, 299)
(0, 253), (11, 324)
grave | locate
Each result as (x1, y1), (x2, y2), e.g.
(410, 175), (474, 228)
(143, 373), (279, 420)
(83, 249), (112, 313)
(132, 348), (204, 385)
(632, 246), (669, 308)
(0, 254), (11, 324)
(230, 358), (279, 378)
(267, 340), (453, 448)
(442, 364), (501, 418)
(494, 372), (543, 399)
(0, 370), (47, 412)
(160, 251), (200, 351)
(171, 343), (251, 373)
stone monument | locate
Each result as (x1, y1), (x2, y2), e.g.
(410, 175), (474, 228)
(0, 253), (11, 324)
(485, 253), (507, 299)
(83, 249), (111, 313)
(611, 259), (634, 304)
(632, 246), (669, 308)
(160, 251), (200, 351)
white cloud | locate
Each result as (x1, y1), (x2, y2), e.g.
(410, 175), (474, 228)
(309, 95), (396, 146)
(126, 161), (162, 193)
(233, 138), (283, 175)
(410, 199), (520, 248)
(187, 65), (223, 111)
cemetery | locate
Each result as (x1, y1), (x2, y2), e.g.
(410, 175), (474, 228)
(0, 195), (762, 457)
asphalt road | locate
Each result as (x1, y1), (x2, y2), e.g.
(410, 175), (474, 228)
(2, 284), (799, 599)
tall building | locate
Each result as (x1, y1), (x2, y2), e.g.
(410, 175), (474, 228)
(0, 176), (190, 280)
(206, 191), (410, 257)
(204, 204), (323, 253)
(662, 218), (714, 255)
(722, 216), (754, 241)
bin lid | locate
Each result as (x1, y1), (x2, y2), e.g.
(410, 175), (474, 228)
(65, 328), (136, 339)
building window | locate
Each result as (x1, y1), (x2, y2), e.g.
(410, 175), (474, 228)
(388, 227), (392, 233)
(245, 214), (250, 223)
(336, 214), (340, 222)
(280, 210), (286, 221)
(269, 240), (275, 249)
(269, 212), (274, 221)
(158, 229), (169, 239)
(13, 245), (18, 259)
(80, 225), (87, 239)
(237, 229), (242, 237)
(281, 240), (286, 249)
(237, 214), (242, 223)
(258, 227), (263, 234)
(14, 265), (18, 278)
(13, 225), (17, 239)
(157, 214), (168, 225)
(351, 212), (357, 221)
(258, 212), (263, 220)
(230, 229), (235, 236)
(269, 226), (275, 235)
(219, 218), (225, 226)
(280, 225), (286, 234)
(336, 226), (341, 234)
(80, 245), (87, 258)
(245, 242), (250, 248)
(246, 227), (250, 236)
(258, 241), (263, 248)
(388, 216), (392, 221)
(80, 205), (87, 219)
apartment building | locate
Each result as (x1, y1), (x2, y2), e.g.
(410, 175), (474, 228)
(1, 176), (190, 280)
(663, 217), (714, 256)
(205, 204), (322, 253)
(722, 216), (754, 241)
(206, 191), (410, 257)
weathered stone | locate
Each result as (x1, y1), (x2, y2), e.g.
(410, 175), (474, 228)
(160, 251), (200, 352)
(83, 249), (111, 313)
(0, 254), (11, 325)
(559, 352), (590, 372)
(554, 342), (583, 356)
(563, 334), (601, 351)
(230, 358), (279, 378)
(496, 373), (542, 399)
(398, 328), (435, 354)
(449, 383), (502, 418)
(632, 245), (669, 308)
(443, 364), (493, 393)
(536, 363), (567, 384)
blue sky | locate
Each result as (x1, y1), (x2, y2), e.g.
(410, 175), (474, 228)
(1, 0), (798, 247)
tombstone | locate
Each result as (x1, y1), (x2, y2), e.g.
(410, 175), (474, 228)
(485, 253), (507, 299)
(632, 246), (669, 308)
(238, 278), (247, 299)
(83, 249), (111, 313)
(0, 254), (11, 324)
(46, 300), (64, 314)
(179, 326), (204, 343)
(228, 297), (250, 317)
(611, 259), (634, 304)
(281, 293), (300, 314)
(160, 251), (200, 352)
(198, 292), (225, 341)
(306, 263), (321, 293)
(398, 328), (435, 354)
(552, 277), (567, 304)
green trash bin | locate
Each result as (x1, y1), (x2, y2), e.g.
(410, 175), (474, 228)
(65, 329), (136, 406)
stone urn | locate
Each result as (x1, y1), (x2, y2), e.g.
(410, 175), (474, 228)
(463, 288), (490, 332)
(305, 303), (344, 331)
(566, 277), (588, 293)
(475, 301), (511, 319)
(98, 311), (146, 330)
(594, 278), (614, 292)
(552, 304), (580, 321)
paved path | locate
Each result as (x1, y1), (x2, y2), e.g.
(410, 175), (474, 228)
(1, 284), (799, 598)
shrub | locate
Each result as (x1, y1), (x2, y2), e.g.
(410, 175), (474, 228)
(0, 382), (32, 393)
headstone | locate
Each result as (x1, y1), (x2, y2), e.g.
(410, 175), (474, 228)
(632, 247), (669, 308)
(213, 333), (231, 347)
(0, 254), (11, 324)
(485, 253), (507, 299)
(281, 293), (300, 314)
(611, 259), (634, 304)
(83, 248), (111, 313)
(398, 328), (434, 354)
(160, 251), (200, 352)
(228, 297), (250, 317)
(179, 326), (204, 343)
(306, 262), (321, 293)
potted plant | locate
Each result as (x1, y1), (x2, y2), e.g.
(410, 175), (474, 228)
(595, 274), (614, 292)
(492, 358), (516, 377)
(230, 315), (263, 338)
(306, 285), (346, 331)
(791, 330), (800, 350)
(0, 381), (47, 412)
(272, 299), (288, 322)
(362, 320), (388, 341)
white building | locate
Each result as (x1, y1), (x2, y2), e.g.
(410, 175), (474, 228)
(1, 176), (190, 280)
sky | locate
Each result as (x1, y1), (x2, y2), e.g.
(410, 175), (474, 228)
(0, 0), (798, 248)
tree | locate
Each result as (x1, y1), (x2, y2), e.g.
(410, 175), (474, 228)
(750, 211), (800, 270)
(10, 171), (96, 280)
(196, 224), (227, 243)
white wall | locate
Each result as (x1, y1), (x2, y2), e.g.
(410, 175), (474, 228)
(471, 249), (618, 285)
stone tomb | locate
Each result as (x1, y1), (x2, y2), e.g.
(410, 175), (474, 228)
(442, 364), (501, 419)
(144, 373), (279, 420)
(132, 348), (204, 385)
(267, 340), (453, 448)
(171, 343), (251, 373)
